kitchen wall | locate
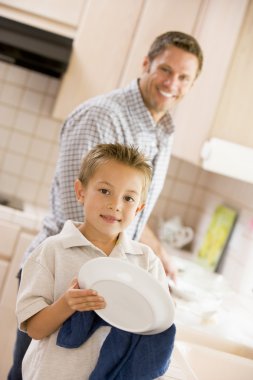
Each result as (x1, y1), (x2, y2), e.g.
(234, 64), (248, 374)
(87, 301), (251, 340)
(149, 157), (253, 297)
(0, 61), (253, 296)
(0, 61), (61, 209)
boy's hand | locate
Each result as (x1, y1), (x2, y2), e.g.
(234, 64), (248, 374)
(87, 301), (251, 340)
(64, 278), (106, 312)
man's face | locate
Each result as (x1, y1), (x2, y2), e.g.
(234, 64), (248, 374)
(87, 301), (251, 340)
(139, 45), (199, 122)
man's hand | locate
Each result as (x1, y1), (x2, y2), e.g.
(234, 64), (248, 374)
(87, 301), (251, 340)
(140, 224), (177, 281)
(157, 245), (177, 282)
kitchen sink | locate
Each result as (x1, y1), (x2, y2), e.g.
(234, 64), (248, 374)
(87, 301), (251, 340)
(0, 194), (23, 210)
(175, 341), (253, 380)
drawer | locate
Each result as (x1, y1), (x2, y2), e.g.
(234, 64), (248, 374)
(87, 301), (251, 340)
(0, 259), (9, 293)
(1, 231), (35, 308)
(0, 220), (21, 260)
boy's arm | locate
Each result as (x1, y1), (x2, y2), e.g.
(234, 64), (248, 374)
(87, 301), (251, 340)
(26, 279), (105, 340)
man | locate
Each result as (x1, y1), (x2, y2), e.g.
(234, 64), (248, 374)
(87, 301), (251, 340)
(8, 31), (203, 380)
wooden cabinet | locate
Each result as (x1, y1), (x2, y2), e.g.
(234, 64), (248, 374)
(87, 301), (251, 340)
(171, 0), (249, 165)
(0, 0), (87, 37)
(210, 0), (253, 148)
(0, 220), (36, 307)
(53, 0), (202, 120)
(53, 0), (145, 119)
(0, 220), (20, 293)
(49, 0), (249, 168)
(53, 0), (248, 167)
(0, 220), (36, 380)
(119, 0), (202, 86)
(2, 1), (249, 166)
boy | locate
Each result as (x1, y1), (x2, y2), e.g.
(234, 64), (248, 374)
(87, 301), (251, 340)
(9, 30), (204, 378)
(16, 144), (175, 379)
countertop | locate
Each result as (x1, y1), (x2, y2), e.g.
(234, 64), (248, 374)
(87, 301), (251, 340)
(1, 205), (252, 365)
(167, 248), (253, 360)
(0, 203), (47, 231)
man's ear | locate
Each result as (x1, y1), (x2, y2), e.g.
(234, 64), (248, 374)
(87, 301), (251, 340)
(135, 203), (145, 215)
(74, 179), (85, 204)
(142, 56), (151, 73)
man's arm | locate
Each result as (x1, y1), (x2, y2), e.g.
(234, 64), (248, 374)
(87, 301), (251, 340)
(140, 224), (177, 281)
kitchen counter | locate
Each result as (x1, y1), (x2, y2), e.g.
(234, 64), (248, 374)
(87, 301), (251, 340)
(1, 206), (252, 379)
(168, 249), (253, 360)
(0, 203), (47, 232)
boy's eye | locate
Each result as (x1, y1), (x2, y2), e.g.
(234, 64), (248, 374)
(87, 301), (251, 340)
(99, 188), (110, 195)
(124, 195), (135, 203)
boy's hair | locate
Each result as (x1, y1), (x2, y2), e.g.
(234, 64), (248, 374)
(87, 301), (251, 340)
(78, 143), (152, 202)
(148, 31), (203, 77)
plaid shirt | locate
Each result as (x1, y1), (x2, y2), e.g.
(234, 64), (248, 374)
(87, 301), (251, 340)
(23, 80), (174, 263)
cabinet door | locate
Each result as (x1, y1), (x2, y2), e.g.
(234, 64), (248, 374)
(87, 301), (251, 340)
(1, 0), (86, 27)
(53, 0), (144, 120)
(0, 260), (9, 293)
(171, 0), (248, 165)
(53, 0), (202, 120)
(0, 231), (35, 309)
(120, 0), (202, 86)
(0, 0), (87, 36)
(0, 220), (20, 260)
(0, 305), (18, 380)
(211, 0), (253, 147)
(0, 230), (36, 380)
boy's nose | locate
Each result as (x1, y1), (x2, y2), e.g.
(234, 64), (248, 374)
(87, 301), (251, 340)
(107, 199), (120, 211)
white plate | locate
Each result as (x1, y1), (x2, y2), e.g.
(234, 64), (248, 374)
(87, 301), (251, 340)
(78, 257), (175, 334)
(168, 278), (200, 302)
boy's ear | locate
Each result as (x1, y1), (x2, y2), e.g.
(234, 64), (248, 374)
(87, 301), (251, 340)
(135, 203), (145, 215)
(74, 179), (85, 204)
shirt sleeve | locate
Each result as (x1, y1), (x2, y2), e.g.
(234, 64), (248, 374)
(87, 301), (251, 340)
(16, 249), (54, 331)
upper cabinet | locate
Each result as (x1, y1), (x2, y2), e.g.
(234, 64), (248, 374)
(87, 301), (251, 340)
(0, 0), (87, 37)
(53, 0), (144, 119)
(119, 0), (202, 87)
(49, 0), (248, 169)
(210, 0), (253, 148)
(171, 0), (249, 165)
(53, 0), (202, 120)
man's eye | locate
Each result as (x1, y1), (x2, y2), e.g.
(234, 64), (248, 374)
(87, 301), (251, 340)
(180, 75), (190, 82)
(161, 67), (171, 74)
(99, 188), (109, 195)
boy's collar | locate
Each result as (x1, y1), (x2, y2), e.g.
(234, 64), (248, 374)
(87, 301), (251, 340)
(61, 220), (143, 256)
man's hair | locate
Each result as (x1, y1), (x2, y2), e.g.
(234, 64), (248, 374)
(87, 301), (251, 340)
(78, 143), (152, 202)
(148, 31), (203, 77)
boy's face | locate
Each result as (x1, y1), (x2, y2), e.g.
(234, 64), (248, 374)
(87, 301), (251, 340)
(75, 160), (145, 242)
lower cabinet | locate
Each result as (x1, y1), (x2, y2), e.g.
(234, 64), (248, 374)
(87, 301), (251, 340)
(0, 220), (36, 380)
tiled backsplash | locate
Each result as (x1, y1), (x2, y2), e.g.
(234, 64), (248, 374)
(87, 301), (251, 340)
(0, 61), (61, 208)
(0, 61), (253, 296)
(149, 157), (253, 297)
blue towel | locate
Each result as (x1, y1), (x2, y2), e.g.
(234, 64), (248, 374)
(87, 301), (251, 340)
(57, 311), (176, 380)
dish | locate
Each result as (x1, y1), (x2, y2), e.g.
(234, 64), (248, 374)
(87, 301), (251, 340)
(78, 257), (175, 334)
(168, 277), (199, 302)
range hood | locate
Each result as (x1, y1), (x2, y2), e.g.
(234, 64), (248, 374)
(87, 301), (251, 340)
(0, 16), (73, 78)
(201, 138), (253, 184)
